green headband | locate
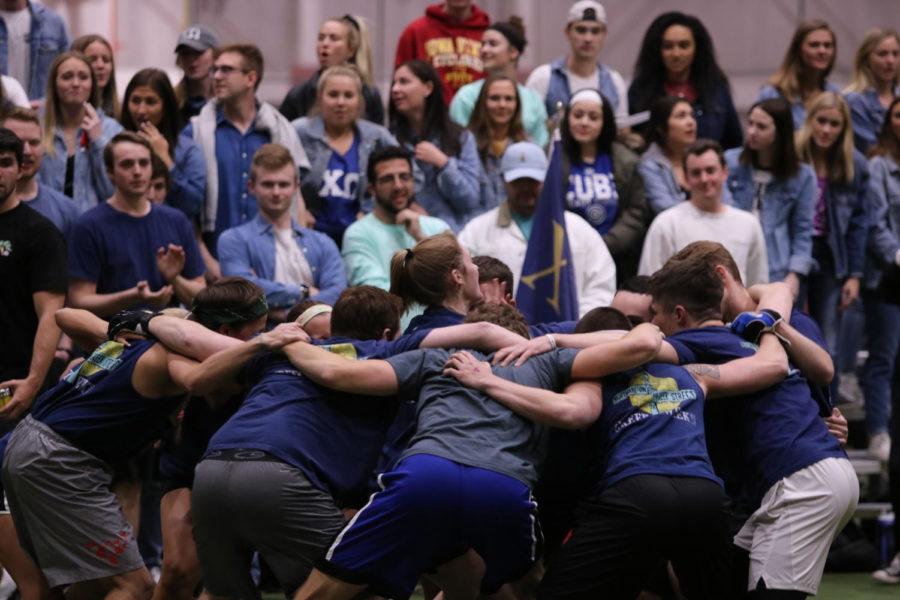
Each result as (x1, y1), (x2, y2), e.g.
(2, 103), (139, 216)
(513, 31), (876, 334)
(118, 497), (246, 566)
(191, 295), (268, 327)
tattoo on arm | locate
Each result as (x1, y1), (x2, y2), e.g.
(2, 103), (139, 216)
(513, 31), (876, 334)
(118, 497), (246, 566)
(686, 364), (721, 380)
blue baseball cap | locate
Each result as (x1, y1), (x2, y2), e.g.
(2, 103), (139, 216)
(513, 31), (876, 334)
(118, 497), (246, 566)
(501, 142), (548, 183)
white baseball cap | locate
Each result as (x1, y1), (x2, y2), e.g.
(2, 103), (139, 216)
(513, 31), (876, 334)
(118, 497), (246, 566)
(567, 0), (607, 25)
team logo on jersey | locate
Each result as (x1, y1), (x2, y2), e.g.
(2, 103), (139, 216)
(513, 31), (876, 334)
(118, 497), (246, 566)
(0, 240), (11, 256)
(321, 342), (359, 360)
(69, 341), (126, 381)
(612, 371), (696, 415)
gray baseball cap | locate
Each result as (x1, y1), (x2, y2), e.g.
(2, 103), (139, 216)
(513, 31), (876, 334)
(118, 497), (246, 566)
(501, 142), (548, 183)
(175, 25), (219, 53)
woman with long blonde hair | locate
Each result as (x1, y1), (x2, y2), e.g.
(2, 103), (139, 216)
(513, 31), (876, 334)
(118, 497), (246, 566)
(795, 92), (869, 388)
(280, 15), (384, 124)
(845, 28), (899, 152)
(70, 34), (121, 120)
(760, 20), (839, 128)
(38, 51), (123, 214)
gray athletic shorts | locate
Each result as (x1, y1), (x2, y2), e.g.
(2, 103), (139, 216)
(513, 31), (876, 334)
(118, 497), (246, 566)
(0, 416), (145, 588)
(192, 451), (346, 598)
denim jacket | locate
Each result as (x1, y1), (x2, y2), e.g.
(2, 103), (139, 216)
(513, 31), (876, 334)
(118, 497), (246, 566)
(638, 143), (686, 215)
(725, 148), (816, 280)
(846, 87), (899, 154)
(167, 135), (206, 220)
(294, 116), (397, 215)
(401, 129), (483, 233)
(217, 213), (347, 307)
(817, 151), (870, 280)
(545, 57), (620, 116)
(0, 2), (68, 99)
(37, 115), (123, 214)
(864, 155), (900, 289)
(758, 82), (840, 129)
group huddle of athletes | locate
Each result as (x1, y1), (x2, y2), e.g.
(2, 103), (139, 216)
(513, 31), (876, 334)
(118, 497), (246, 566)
(0, 237), (855, 600)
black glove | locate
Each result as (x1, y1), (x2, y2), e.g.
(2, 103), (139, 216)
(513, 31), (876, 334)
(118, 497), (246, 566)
(107, 309), (157, 340)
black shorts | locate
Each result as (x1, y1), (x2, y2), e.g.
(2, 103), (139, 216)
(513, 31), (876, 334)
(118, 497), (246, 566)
(537, 474), (732, 600)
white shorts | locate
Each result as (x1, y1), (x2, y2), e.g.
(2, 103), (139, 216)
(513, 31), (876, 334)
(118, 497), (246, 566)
(734, 457), (858, 594)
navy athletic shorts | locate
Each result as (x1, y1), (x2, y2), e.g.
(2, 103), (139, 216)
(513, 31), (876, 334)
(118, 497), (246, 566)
(319, 453), (540, 599)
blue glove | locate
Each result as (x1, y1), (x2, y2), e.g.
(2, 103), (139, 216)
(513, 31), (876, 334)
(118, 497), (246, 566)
(729, 310), (779, 344)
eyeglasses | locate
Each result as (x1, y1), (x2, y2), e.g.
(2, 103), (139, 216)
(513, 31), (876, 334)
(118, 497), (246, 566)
(210, 65), (246, 75)
(375, 173), (413, 185)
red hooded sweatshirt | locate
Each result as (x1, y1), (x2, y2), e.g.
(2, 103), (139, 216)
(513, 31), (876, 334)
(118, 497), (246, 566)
(394, 3), (490, 102)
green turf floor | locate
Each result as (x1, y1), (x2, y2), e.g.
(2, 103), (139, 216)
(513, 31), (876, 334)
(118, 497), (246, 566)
(818, 572), (900, 598)
(262, 573), (900, 599)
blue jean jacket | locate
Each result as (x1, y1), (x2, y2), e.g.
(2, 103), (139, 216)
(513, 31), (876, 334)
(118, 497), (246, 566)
(167, 135), (207, 220)
(818, 152), (870, 280)
(545, 56), (620, 116)
(846, 88), (899, 154)
(758, 82), (840, 129)
(0, 2), (68, 99)
(864, 155), (900, 289)
(638, 143), (686, 215)
(294, 116), (397, 215)
(726, 148), (816, 280)
(402, 130), (483, 233)
(37, 116), (123, 214)
(217, 213), (347, 307)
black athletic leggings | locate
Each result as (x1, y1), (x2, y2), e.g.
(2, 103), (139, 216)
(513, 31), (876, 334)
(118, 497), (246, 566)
(536, 474), (731, 600)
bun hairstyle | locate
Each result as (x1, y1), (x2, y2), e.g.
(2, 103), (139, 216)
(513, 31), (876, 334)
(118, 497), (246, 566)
(487, 15), (527, 55)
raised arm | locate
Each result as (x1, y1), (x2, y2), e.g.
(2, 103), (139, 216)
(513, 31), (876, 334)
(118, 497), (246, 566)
(443, 351), (604, 429)
(281, 341), (399, 396)
(747, 283), (833, 385)
(55, 307), (108, 350)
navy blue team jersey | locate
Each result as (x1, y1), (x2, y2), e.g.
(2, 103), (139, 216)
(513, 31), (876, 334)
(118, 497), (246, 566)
(591, 363), (720, 491)
(665, 323), (846, 497)
(30, 340), (185, 464)
(205, 333), (426, 507)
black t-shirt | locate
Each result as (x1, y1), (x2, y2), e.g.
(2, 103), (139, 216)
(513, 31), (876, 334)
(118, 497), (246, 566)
(0, 203), (67, 380)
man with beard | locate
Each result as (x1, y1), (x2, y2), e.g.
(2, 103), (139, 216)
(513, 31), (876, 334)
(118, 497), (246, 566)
(68, 132), (206, 316)
(217, 143), (346, 313)
(1, 108), (77, 238)
(342, 145), (450, 288)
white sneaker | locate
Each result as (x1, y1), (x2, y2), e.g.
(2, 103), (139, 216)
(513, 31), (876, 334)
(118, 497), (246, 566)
(869, 432), (892, 462)
(874, 553), (900, 584)
(0, 569), (17, 600)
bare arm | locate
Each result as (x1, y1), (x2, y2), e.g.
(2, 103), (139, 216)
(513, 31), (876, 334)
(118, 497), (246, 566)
(687, 333), (789, 399)
(281, 341), (399, 396)
(0, 291), (65, 419)
(55, 307), (108, 350)
(148, 315), (241, 361)
(166, 323), (310, 401)
(170, 274), (206, 306)
(747, 282), (832, 385)
(69, 279), (172, 317)
(492, 330), (627, 367)
(570, 323), (663, 380)
(420, 322), (526, 351)
(443, 351), (604, 429)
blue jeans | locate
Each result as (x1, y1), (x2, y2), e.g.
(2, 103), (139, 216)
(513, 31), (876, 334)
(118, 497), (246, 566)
(808, 239), (844, 400)
(863, 291), (900, 435)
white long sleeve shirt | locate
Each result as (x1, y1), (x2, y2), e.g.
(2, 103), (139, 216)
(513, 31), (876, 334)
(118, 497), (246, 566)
(459, 204), (617, 316)
(638, 201), (769, 285)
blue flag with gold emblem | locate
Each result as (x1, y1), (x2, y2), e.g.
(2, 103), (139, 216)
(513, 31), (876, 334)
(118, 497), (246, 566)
(515, 141), (579, 323)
